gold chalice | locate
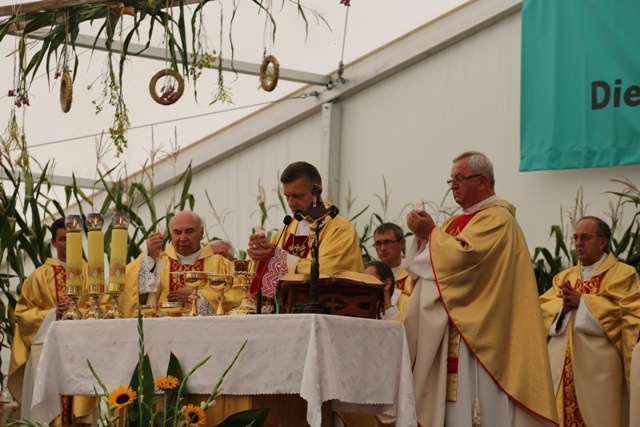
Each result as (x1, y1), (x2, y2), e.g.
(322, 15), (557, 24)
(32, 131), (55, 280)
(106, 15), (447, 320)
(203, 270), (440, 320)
(207, 274), (234, 316)
(184, 271), (205, 317)
(228, 260), (258, 315)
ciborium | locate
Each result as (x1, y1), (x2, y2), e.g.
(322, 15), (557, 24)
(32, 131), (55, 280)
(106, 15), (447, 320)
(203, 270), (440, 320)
(207, 273), (234, 316)
(228, 260), (257, 315)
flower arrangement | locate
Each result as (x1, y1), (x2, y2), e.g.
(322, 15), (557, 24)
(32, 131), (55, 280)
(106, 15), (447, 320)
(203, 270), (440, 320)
(7, 311), (268, 427)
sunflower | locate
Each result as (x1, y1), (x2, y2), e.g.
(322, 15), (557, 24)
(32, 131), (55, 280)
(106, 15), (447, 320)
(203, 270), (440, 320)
(184, 404), (206, 427)
(154, 375), (180, 390)
(108, 385), (137, 410)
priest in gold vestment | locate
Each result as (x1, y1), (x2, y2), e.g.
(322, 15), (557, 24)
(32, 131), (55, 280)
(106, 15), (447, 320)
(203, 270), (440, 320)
(247, 162), (364, 297)
(621, 286), (640, 427)
(8, 218), (94, 426)
(404, 151), (558, 427)
(540, 216), (638, 427)
(120, 210), (241, 317)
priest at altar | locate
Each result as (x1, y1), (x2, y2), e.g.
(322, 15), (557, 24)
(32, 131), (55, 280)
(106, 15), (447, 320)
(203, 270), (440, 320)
(8, 218), (95, 426)
(120, 210), (242, 317)
(246, 161), (364, 297)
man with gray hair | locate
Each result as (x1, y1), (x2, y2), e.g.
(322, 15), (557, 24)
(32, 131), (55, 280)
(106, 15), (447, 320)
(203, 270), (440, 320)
(210, 240), (235, 261)
(404, 151), (557, 426)
(121, 210), (242, 317)
(541, 216), (638, 426)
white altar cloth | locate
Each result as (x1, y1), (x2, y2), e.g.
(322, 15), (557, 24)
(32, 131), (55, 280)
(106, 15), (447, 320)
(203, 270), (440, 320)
(30, 314), (417, 427)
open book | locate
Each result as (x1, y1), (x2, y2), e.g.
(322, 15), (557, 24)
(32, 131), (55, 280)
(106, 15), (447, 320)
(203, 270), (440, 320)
(279, 270), (383, 285)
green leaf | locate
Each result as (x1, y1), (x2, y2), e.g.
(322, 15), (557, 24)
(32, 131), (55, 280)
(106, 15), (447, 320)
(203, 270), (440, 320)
(214, 408), (270, 427)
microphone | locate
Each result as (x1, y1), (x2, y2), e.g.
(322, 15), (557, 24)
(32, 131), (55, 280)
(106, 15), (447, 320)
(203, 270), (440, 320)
(255, 214), (292, 314)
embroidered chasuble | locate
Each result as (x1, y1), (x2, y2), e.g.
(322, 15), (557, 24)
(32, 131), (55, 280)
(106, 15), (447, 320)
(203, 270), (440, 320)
(121, 243), (240, 318)
(541, 252), (638, 427)
(405, 199), (558, 427)
(250, 210), (364, 297)
(9, 259), (95, 425)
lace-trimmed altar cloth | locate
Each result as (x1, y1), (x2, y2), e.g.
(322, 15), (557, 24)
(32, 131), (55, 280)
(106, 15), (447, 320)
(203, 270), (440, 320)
(30, 314), (417, 427)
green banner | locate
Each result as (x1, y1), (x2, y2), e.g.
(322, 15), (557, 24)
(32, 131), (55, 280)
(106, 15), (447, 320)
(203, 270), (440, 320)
(520, 0), (640, 171)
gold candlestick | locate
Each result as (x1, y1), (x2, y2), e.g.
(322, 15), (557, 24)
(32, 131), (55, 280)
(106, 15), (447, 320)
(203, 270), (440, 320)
(104, 211), (130, 319)
(62, 215), (84, 320)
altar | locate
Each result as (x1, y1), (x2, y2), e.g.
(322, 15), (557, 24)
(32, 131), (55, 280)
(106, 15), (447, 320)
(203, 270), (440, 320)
(29, 314), (417, 427)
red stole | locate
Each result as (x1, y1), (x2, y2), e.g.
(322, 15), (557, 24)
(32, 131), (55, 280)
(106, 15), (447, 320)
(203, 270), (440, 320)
(561, 273), (604, 426)
(446, 212), (478, 237)
(282, 234), (310, 259)
(168, 258), (205, 291)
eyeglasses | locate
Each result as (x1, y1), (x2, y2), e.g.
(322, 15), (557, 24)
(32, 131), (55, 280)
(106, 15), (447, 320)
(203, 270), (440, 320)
(446, 174), (482, 186)
(570, 234), (601, 243)
(372, 239), (399, 249)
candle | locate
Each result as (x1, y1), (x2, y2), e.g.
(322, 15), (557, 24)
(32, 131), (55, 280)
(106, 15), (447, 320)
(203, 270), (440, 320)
(109, 212), (130, 290)
(65, 215), (84, 294)
(86, 213), (105, 292)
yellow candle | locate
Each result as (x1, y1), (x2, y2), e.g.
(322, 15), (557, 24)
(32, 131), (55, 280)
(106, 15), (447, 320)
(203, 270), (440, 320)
(66, 230), (83, 289)
(109, 228), (128, 285)
(87, 230), (104, 286)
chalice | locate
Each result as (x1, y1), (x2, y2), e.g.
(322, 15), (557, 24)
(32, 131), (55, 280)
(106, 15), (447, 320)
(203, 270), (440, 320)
(228, 260), (257, 315)
(184, 271), (205, 317)
(207, 273), (234, 316)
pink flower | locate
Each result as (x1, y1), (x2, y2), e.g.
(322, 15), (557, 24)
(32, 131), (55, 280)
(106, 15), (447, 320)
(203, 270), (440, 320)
(340, 0), (350, 6)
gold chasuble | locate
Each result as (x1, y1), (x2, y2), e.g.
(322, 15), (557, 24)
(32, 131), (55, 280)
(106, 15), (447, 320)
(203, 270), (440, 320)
(395, 268), (414, 315)
(540, 252), (638, 427)
(121, 243), (240, 318)
(271, 212), (364, 275)
(9, 258), (95, 425)
(430, 199), (557, 425)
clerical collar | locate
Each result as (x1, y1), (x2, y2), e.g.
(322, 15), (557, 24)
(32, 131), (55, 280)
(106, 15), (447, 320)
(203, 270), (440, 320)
(581, 252), (607, 281)
(177, 246), (203, 265)
(462, 195), (499, 215)
(296, 220), (310, 236)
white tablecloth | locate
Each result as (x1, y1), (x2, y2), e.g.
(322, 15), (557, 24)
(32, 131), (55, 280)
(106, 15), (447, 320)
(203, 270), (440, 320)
(31, 314), (417, 427)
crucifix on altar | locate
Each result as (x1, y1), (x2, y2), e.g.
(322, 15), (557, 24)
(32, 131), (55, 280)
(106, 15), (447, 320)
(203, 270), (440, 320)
(291, 184), (338, 315)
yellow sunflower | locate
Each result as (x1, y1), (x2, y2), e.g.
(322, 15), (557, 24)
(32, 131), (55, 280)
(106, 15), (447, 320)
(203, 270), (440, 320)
(154, 375), (180, 390)
(184, 404), (206, 427)
(108, 385), (137, 410)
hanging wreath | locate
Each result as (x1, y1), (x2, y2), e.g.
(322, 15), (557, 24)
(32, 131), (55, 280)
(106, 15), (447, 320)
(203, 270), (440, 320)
(60, 68), (73, 113)
(259, 55), (280, 92)
(149, 69), (184, 106)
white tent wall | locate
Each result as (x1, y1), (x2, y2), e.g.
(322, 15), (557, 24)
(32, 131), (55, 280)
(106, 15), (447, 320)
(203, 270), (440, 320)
(147, 3), (640, 256)
(154, 114), (324, 243)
